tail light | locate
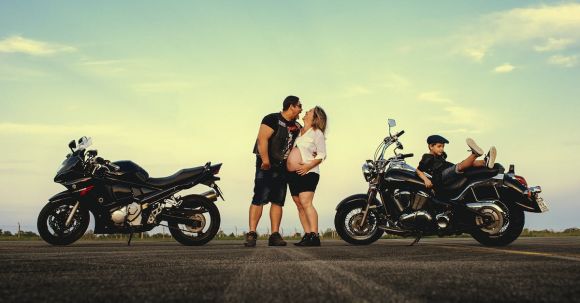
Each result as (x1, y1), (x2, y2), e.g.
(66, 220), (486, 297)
(212, 166), (221, 175)
(514, 175), (528, 187)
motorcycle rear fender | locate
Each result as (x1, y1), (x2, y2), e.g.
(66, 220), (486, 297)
(335, 193), (381, 211)
(502, 177), (545, 213)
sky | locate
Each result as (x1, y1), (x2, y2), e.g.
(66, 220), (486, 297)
(1, 1), (579, 235)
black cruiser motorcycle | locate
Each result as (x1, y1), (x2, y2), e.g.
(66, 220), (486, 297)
(37, 137), (224, 246)
(334, 120), (548, 246)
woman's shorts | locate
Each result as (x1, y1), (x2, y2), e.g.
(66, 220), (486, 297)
(288, 172), (320, 196)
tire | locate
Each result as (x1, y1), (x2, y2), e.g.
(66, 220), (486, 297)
(470, 201), (525, 247)
(37, 200), (90, 246)
(334, 199), (383, 245)
(168, 195), (221, 246)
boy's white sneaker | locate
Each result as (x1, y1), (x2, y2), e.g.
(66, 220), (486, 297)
(466, 138), (484, 157)
(485, 146), (497, 169)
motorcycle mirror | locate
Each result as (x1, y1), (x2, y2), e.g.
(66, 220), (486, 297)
(68, 140), (77, 150)
(388, 119), (396, 127)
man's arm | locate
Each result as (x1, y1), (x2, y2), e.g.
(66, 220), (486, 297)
(257, 124), (274, 170)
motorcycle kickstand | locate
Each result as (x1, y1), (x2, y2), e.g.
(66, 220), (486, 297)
(409, 232), (423, 246)
(127, 232), (134, 246)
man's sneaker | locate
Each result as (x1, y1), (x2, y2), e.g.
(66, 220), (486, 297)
(466, 138), (484, 157)
(484, 146), (497, 169)
(268, 232), (287, 246)
(294, 233), (309, 246)
(303, 233), (321, 247)
(244, 231), (257, 247)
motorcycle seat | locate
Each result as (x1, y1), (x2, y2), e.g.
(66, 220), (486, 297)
(463, 163), (504, 180)
(147, 166), (206, 188)
(436, 164), (505, 199)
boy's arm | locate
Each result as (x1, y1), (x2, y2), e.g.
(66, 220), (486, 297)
(416, 168), (433, 189)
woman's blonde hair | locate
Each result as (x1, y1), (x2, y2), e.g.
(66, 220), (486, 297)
(312, 106), (327, 134)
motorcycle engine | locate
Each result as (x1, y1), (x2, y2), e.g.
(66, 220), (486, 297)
(111, 203), (143, 226)
(393, 190), (430, 212)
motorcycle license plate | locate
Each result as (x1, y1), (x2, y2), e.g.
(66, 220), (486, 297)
(536, 197), (549, 213)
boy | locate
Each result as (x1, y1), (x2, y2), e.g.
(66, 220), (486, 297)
(416, 135), (497, 189)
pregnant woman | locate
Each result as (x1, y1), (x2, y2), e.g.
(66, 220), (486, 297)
(286, 106), (328, 246)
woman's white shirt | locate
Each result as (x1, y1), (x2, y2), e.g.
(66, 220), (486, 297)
(294, 128), (326, 174)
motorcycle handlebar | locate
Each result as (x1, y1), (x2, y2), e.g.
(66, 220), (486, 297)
(400, 153), (414, 159)
(394, 130), (405, 138)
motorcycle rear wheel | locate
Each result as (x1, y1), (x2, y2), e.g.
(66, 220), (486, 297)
(470, 201), (525, 246)
(168, 195), (220, 246)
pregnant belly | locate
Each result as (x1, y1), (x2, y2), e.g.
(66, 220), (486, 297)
(286, 147), (302, 172)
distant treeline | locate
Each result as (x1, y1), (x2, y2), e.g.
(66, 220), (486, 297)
(1, 227), (579, 241)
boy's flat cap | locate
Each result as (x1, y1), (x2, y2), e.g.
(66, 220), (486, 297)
(427, 135), (449, 144)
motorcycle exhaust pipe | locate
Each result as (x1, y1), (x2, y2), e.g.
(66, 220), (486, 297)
(399, 211), (433, 226)
(436, 213), (450, 229)
(200, 189), (218, 202)
(378, 226), (415, 237)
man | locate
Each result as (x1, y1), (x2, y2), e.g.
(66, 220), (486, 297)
(245, 95), (303, 247)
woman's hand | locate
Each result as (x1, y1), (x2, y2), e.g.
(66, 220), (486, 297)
(424, 179), (433, 189)
(296, 164), (311, 176)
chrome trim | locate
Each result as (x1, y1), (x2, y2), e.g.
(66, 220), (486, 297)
(450, 179), (503, 201)
(524, 186), (542, 195)
(389, 161), (416, 173)
(399, 211), (433, 223)
(465, 202), (504, 214)
(436, 213), (450, 229)
(515, 202), (535, 211)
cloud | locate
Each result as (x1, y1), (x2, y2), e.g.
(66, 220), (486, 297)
(493, 63), (515, 73)
(382, 73), (411, 92)
(534, 38), (575, 52)
(0, 36), (76, 55)
(417, 92), (489, 133)
(463, 47), (488, 62)
(456, 3), (580, 62)
(417, 91), (453, 104)
(132, 81), (194, 94)
(548, 55), (578, 68)
(0, 122), (118, 135)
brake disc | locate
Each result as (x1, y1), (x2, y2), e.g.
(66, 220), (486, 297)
(349, 213), (372, 236)
(475, 207), (504, 235)
(185, 213), (206, 233)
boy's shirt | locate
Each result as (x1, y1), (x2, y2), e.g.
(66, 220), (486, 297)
(417, 152), (453, 186)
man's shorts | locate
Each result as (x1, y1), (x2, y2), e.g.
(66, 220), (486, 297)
(441, 164), (463, 184)
(251, 165), (288, 206)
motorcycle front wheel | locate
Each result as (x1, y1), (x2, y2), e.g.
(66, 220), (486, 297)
(334, 199), (383, 245)
(37, 199), (90, 246)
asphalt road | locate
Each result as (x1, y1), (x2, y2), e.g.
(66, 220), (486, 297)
(1, 237), (579, 303)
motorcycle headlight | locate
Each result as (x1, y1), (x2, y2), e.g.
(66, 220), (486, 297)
(362, 161), (375, 182)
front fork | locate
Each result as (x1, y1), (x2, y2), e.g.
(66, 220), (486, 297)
(65, 201), (80, 227)
(358, 187), (378, 228)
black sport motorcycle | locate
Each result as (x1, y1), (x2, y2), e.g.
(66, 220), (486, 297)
(37, 136), (225, 246)
(334, 119), (548, 246)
